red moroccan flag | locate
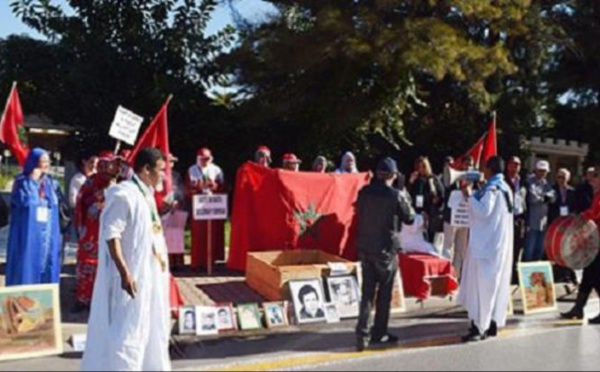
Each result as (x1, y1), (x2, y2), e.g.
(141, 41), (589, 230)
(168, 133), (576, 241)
(482, 114), (497, 164)
(0, 83), (29, 167)
(127, 96), (172, 194)
(227, 162), (370, 271)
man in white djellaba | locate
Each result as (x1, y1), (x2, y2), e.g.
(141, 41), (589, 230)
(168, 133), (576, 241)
(81, 147), (171, 371)
(457, 156), (514, 342)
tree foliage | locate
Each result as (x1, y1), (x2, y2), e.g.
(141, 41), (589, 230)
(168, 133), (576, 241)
(219, 0), (565, 171)
(2, 0), (235, 171)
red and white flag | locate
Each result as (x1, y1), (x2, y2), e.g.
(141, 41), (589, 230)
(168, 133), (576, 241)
(0, 83), (29, 167)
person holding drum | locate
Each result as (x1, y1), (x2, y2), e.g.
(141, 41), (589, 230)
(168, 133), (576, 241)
(561, 174), (600, 323)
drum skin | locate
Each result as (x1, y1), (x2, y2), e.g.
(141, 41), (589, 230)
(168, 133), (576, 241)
(544, 215), (600, 270)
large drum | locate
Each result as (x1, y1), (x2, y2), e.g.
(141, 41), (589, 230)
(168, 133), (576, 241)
(545, 215), (600, 270)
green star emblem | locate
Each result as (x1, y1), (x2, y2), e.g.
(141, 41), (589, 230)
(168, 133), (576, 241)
(294, 202), (323, 236)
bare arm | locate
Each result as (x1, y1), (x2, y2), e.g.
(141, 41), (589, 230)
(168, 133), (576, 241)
(107, 238), (137, 298)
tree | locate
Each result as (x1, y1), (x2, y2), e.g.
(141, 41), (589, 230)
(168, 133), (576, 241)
(220, 0), (565, 171)
(3, 0), (235, 170)
(547, 1), (600, 164)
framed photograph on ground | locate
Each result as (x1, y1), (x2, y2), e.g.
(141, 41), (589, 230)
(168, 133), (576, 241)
(178, 305), (197, 335)
(324, 302), (341, 324)
(518, 261), (558, 315)
(0, 284), (63, 362)
(263, 302), (289, 328)
(215, 303), (237, 332)
(325, 275), (360, 318)
(236, 303), (263, 331)
(289, 279), (327, 324)
(195, 306), (219, 336)
(391, 270), (407, 314)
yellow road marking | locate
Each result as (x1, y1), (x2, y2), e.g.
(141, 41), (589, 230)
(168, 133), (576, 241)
(203, 320), (582, 371)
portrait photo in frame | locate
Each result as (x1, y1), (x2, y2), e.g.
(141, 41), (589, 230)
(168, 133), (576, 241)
(215, 303), (237, 332)
(0, 284), (63, 362)
(236, 303), (263, 331)
(195, 306), (219, 336)
(178, 305), (197, 335)
(324, 302), (341, 324)
(263, 302), (289, 328)
(289, 279), (327, 324)
(518, 261), (558, 315)
(325, 275), (360, 318)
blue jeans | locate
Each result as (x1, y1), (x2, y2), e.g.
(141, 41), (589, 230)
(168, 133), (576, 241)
(523, 230), (545, 262)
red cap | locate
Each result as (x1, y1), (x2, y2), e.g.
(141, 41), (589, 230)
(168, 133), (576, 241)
(257, 145), (271, 155)
(282, 153), (301, 163)
(197, 148), (212, 159)
(98, 150), (116, 161)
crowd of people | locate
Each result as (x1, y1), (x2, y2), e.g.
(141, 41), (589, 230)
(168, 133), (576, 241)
(4, 143), (600, 366)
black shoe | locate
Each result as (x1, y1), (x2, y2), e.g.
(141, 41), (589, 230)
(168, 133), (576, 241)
(487, 321), (498, 337)
(356, 335), (369, 352)
(370, 334), (399, 345)
(462, 324), (487, 343)
(560, 308), (584, 320)
(588, 315), (600, 325)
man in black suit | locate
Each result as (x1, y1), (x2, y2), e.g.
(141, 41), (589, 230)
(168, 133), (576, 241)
(355, 157), (415, 352)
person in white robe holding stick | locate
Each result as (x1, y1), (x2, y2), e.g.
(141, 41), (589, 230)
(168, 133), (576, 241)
(458, 156), (514, 342)
(81, 147), (171, 371)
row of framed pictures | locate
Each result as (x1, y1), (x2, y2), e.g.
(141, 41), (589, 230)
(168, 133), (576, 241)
(178, 300), (344, 336)
(178, 272), (406, 335)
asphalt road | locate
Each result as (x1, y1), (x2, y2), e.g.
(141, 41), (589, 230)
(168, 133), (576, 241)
(301, 325), (600, 371)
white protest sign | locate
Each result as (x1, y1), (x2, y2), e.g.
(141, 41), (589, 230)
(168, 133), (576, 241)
(193, 194), (228, 220)
(448, 190), (470, 227)
(108, 105), (144, 145)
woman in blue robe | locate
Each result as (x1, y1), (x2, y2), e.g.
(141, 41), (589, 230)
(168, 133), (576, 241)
(6, 148), (62, 285)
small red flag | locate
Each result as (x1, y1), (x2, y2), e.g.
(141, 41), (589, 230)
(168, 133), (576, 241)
(127, 96), (172, 194)
(482, 114), (497, 164)
(451, 113), (497, 170)
(0, 83), (29, 167)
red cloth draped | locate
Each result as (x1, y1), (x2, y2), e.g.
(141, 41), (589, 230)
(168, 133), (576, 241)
(227, 162), (370, 272)
(399, 253), (459, 300)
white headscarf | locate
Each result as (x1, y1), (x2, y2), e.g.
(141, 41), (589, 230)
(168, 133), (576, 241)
(334, 151), (358, 174)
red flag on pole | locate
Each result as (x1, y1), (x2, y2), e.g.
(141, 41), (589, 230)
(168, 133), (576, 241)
(126, 96), (173, 194)
(451, 112), (497, 169)
(451, 133), (485, 170)
(482, 112), (497, 164)
(0, 83), (29, 167)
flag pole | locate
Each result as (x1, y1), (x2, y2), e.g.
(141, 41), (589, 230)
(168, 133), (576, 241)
(0, 82), (18, 133)
(492, 110), (497, 152)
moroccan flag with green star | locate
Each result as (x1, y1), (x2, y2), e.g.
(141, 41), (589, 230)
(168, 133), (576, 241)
(227, 162), (370, 271)
(0, 82), (29, 167)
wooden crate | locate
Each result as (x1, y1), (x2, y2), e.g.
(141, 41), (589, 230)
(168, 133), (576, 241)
(246, 250), (357, 301)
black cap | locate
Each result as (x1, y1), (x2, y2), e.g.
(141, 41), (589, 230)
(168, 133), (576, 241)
(377, 157), (398, 174)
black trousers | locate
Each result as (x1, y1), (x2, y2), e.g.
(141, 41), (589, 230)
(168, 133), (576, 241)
(511, 216), (526, 284)
(356, 253), (398, 339)
(575, 254), (600, 310)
